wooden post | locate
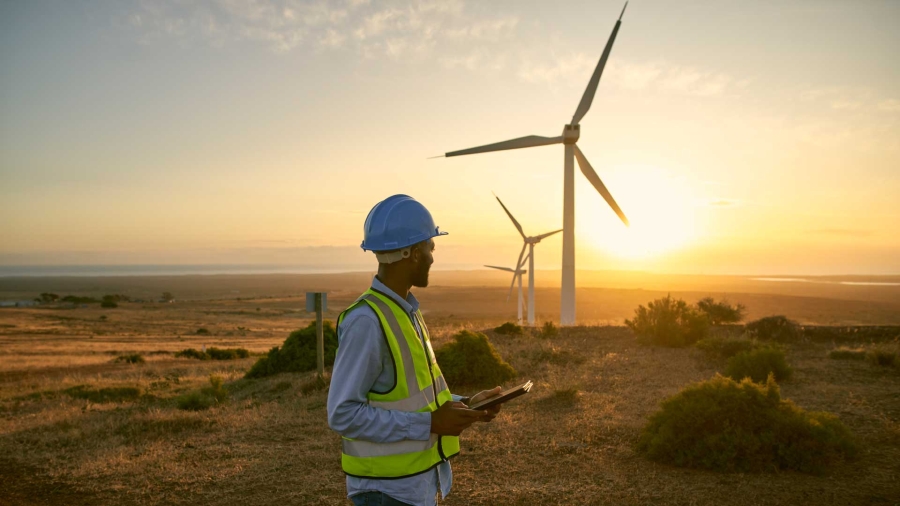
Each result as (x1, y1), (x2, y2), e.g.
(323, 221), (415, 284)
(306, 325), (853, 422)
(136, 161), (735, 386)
(315, 293), (324, 377)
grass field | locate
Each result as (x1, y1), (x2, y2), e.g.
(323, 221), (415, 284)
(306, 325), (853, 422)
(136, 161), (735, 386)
(1, 276), (899, 505)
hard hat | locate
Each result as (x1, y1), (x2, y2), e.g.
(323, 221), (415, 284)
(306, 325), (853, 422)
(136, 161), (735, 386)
(361, 195), (447, 262)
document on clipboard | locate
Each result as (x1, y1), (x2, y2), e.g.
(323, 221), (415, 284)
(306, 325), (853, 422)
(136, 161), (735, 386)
(467, 380), (533, 410)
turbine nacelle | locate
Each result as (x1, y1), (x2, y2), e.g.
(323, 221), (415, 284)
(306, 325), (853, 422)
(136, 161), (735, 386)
(562, 124), (581, 144)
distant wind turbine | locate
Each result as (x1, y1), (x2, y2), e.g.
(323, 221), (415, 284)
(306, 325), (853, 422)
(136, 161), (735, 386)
(438, 3), (631, 325)
(495, 194), (561, 326)
(484, 264), (527, 325)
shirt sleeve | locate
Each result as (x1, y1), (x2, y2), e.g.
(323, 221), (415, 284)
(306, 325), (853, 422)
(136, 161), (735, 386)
(327, 310), (432, 443)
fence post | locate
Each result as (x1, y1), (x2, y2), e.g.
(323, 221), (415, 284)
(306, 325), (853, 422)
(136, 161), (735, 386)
(315, 293), (324, 377)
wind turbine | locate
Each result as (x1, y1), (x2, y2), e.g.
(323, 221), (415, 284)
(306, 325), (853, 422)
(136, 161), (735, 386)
(495, 195), (562, 326)
(484, 264), (527, 325)
(438, 3), (631, 325)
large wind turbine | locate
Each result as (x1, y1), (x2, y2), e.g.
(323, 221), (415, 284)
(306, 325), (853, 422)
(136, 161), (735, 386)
(484, 264), (527, 325)
(440, 4), (631, 325)
(495, 195), (562, 326)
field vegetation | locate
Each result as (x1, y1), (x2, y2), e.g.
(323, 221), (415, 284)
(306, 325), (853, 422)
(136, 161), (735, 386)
(0, 282), (898, 505)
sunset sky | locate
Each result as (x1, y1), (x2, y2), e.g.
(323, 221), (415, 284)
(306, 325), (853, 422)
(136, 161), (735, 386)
(1, 0), (898, 275)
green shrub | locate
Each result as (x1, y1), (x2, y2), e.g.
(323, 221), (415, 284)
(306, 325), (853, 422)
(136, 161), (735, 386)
(195, 328), (210, 335)
(245, 321), (337, 378)
(176, 391), (213, 411)
(434, 330), (516, 388)
(867, 348), (897, 367)
(639, 374), (857, 473)
(494, 322), (523, 335)
(176, 347), (249, 361)
(207, 347), (250, 360)
(696, 297), (746, 325)
(746, 316), (801, 343)
(626, 295), (709, 347)
(175, 348), (209, 360)
(100, 300), (118, 308)
(65, 385), (142, 403)
(540, 321), (558, 339)
(176, 375), (228, 411)
(828, 347), (867, 360)
(695, 337), (759, 360)
(115, 353), (145, 364)
(725, 346), (793, 383)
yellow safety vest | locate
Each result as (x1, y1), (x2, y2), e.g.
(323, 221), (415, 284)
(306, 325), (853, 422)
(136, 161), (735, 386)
(336, 288), (460, 479)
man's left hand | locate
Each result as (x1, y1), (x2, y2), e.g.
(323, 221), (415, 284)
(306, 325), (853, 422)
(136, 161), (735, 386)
(467, 386), (502, 422)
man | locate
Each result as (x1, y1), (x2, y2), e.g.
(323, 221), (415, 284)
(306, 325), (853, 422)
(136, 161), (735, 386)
(327, 194), (501, 506)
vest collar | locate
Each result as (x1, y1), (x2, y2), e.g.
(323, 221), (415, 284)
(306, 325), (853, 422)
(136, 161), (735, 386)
(371, 276), (420, 314)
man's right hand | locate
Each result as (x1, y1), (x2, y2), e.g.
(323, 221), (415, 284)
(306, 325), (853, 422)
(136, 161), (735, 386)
(430, 401), (487, 436)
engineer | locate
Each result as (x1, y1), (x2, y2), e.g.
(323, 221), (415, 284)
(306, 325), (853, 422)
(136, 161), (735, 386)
(327, 194), (502, 506)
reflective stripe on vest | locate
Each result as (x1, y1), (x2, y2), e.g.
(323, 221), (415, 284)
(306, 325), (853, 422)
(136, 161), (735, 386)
(337, 289), (460, 479)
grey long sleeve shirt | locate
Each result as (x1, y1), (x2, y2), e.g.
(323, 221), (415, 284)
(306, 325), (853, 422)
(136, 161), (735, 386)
(327, 277), (458, 506)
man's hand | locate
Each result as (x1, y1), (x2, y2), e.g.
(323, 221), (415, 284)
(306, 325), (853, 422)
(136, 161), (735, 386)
(430, 401), (488, 436)
(468, 386), (503, 422)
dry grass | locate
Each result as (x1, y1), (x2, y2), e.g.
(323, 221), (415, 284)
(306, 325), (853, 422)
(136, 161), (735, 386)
(0, 286), (899, 505)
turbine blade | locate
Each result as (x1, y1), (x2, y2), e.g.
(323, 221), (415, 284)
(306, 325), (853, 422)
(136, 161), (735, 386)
(446, 135), (563, 158)
(508, 243), (527, 301)
(534, 229), (563, 241)
(570, 3), (627, 125)
(485, 265), (515, 273)
(494, 194), (526, 239)
(574, 145), (630, 226)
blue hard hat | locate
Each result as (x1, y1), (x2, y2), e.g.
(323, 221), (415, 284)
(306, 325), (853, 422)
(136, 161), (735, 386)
(361, 195), (448, 252)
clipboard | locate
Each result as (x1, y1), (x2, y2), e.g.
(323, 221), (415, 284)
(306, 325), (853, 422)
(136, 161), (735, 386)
(468, 380), (533, 410)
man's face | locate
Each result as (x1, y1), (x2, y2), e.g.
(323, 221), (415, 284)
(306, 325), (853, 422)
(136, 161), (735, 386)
(410, 239), (435, 288)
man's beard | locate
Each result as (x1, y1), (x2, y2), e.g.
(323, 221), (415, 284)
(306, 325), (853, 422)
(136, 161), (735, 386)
(411, 262), (431, 288)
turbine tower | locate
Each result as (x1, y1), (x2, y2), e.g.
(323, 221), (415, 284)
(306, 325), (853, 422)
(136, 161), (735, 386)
(495, 194), (561, 326)
(439, 3), (631, 325)
(484, 264), (527, 325)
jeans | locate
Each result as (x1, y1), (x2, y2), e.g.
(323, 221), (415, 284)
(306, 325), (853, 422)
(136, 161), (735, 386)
(350, 492), (415, 506)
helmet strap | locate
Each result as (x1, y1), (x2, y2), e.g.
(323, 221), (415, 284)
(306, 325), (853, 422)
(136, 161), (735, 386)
(375, 247), (412, 265)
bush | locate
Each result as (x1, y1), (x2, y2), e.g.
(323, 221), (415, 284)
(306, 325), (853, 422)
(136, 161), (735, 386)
(695, 337), (759, 360)
(626, 295), (709, 347)
(639, 374), (857, 474)
(101, 300), (118, 308)
(245, 321), (337, 379)
(175, 348), (208, 360)
(867, 348), (897, 367)
(746, 316), (801, 343)
(539, 321), (558, 339)
(65, 385), (142, 403)
(494, 322), (523, 335)
(176, 347), (249, 361)
(725, 346), (793, 383)
(176, 375), (228, 411)
(195, 328), (210, 335)
(828, 347), (867, 360)
(207, 347), (250, 360)
(434, 330), (516, 388)
(696, 297), (746, 325)
(115, 353), (145, 364)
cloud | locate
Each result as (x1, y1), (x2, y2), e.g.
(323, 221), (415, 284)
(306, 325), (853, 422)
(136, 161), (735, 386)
(119, 0), (517, 65)
(518, 57), (737, 98)
(517, 53), (594, 84)
(707, 199), (739, 207)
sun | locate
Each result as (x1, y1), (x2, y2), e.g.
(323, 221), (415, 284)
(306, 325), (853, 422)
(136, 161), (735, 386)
(577, 165), (700, 260)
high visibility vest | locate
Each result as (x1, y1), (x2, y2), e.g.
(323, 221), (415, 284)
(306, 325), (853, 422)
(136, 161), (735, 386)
(336, 288), (460, 479)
